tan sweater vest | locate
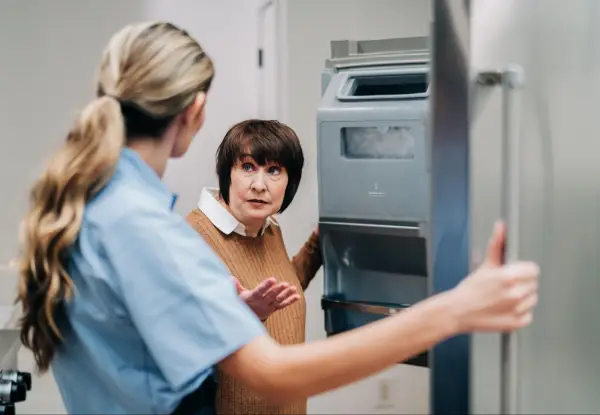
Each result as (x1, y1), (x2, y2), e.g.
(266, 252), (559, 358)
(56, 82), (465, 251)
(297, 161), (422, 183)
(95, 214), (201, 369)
(185, 209), (322, 415)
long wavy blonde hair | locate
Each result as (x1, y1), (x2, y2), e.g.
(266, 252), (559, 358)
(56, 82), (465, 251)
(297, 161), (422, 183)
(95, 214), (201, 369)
(16, 22), (214, 373)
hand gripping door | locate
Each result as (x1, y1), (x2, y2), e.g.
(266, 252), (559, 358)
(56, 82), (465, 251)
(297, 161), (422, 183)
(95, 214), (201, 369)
(477, 64), (526, 415)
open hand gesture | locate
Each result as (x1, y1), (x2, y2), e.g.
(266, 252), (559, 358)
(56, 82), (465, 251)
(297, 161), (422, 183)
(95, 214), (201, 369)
(233, 277), (301, 321)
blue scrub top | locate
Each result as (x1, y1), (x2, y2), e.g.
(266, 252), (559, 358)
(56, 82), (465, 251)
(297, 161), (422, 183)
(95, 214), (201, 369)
(51, 148), (266, 414)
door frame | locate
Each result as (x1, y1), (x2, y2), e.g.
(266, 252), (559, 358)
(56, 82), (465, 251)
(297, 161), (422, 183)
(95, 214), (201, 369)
(256, 0), (289, 121)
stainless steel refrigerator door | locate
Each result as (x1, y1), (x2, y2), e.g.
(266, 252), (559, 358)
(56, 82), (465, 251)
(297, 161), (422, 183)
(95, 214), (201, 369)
(429, 1), (472, 413)
(470, 0), (600, 413)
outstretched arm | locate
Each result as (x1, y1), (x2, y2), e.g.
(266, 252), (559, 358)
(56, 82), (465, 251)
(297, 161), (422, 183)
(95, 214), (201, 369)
(220, 222), (539, 405)
(221, 290), (456, 404)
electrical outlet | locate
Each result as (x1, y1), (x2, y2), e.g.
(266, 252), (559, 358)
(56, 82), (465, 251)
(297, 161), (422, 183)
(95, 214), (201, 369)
(375, 378), (396, 411)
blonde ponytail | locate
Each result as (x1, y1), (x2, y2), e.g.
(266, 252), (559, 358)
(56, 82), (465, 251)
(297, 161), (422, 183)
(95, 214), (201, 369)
(17, 96), (124, 372)
(16, 20), (215, 373)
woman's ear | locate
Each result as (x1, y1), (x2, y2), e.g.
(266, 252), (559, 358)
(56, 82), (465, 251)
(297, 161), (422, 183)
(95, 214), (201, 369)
(182, 92), (207, 127)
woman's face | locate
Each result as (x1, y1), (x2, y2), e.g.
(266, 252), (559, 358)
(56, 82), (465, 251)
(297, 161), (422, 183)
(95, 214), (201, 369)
(226, 154), (288, 231)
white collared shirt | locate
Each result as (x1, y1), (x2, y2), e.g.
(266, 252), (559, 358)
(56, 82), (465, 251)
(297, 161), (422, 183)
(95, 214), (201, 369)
(197, 187), (278, 237)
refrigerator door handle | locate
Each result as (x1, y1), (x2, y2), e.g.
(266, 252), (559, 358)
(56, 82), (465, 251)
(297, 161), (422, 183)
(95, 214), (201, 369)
(477, 64), (526, 415)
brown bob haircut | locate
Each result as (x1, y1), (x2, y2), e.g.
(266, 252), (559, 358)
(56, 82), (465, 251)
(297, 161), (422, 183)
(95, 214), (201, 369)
(216, 119), (304, 213)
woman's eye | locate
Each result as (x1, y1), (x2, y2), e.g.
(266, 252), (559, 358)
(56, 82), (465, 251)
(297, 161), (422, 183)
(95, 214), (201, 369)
(268, 166), (281, 175)
(242, 163), (254, 172)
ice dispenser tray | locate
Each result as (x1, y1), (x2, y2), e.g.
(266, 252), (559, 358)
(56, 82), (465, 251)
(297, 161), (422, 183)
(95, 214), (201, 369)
(320, 221), (429, 367)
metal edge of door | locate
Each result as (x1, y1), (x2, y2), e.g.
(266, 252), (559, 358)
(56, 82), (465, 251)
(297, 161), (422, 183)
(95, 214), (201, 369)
(429, 0), (472, 414)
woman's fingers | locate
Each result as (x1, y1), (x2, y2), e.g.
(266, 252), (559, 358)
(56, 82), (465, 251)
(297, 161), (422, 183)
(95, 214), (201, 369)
(248, 278), (277, 300)
(264, 283), (299, 310)
(263, 282), (290, 304)
(482, 221), (506, 268)
(276, 294), (301, 309)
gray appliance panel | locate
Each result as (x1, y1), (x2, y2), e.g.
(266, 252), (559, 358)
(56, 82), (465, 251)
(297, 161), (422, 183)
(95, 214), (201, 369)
(318, 39), (433, 370)
(318, 120), (428, 222)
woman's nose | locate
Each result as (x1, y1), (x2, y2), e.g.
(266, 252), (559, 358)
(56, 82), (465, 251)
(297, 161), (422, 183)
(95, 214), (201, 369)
(250, 171), (267, 191)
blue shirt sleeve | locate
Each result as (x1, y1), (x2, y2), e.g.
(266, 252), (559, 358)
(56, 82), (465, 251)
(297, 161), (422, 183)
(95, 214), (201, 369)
(101, 206), (266, 392)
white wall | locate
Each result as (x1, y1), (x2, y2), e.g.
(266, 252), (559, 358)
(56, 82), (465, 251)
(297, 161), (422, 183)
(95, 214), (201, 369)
(277, 1), (432, 413)
(0, 1), (260, 413)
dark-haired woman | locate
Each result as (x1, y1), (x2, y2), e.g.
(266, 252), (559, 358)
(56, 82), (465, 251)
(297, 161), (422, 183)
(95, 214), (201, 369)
(186, 119), (320, 415)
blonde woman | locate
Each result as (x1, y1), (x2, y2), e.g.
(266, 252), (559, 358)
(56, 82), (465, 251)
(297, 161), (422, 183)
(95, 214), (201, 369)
(16, 21), (539, 415)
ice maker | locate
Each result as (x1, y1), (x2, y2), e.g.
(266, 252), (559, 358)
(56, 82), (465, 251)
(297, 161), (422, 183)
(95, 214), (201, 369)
(317, 37), (430, 367)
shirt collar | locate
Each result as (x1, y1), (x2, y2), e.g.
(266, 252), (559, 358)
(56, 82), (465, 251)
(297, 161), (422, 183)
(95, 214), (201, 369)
(117, 148), (178, 210)
(197, 187), (277, 237)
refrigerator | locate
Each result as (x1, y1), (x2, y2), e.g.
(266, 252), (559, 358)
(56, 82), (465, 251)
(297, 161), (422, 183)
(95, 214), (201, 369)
(430, 0), (600, 414)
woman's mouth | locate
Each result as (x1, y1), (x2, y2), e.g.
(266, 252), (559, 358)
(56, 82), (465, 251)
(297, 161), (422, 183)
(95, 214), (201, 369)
(247, 199), (268, 205)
